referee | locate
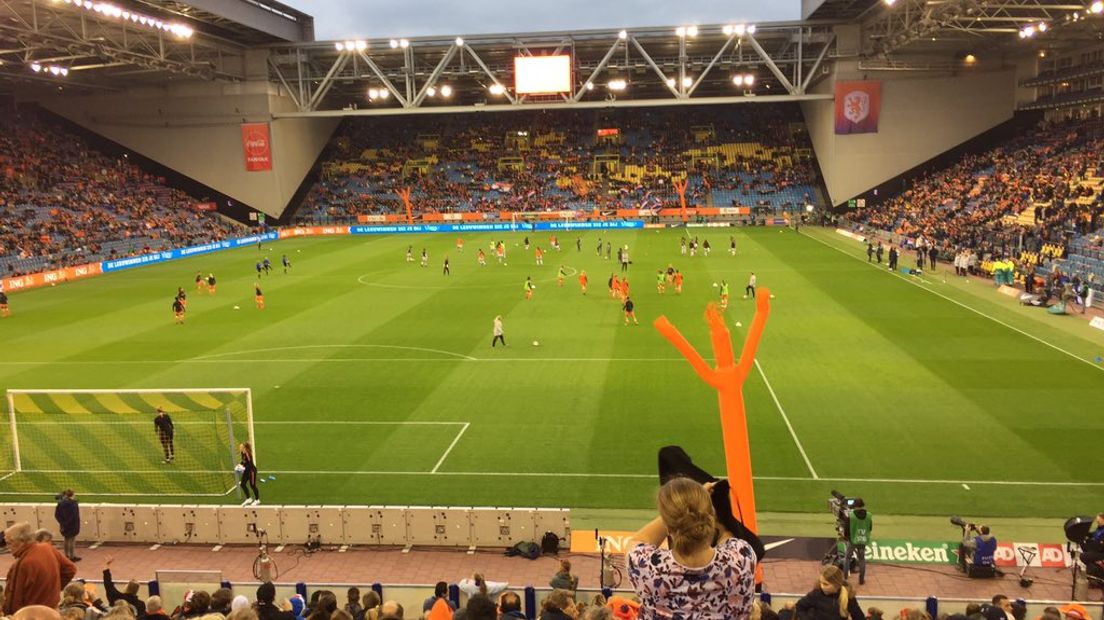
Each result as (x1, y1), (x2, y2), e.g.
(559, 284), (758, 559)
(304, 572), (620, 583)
(154, 407), (174, 463)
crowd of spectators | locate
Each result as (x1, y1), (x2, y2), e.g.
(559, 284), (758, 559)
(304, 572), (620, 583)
(296, 105), (818, 223)
(854, 118), (1103, 264)
(0, 111), (242, 278)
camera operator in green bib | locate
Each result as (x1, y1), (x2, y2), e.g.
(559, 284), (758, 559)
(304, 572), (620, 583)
(844, 499), (872, 585)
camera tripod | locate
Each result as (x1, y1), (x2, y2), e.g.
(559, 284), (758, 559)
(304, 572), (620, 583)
(252, 526), (279, 582)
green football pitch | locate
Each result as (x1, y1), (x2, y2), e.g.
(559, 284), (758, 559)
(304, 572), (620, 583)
(1, 226), (1102, 517)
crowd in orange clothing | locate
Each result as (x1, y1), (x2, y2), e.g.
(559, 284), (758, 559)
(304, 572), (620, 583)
(0, 111), (241, 278)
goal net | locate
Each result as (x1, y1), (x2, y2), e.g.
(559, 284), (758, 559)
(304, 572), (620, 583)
(1, 388), (253, 498)
(510, 211), (577, 232)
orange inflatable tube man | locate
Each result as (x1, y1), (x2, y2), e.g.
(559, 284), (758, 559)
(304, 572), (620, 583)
(653, 289), (771, 534)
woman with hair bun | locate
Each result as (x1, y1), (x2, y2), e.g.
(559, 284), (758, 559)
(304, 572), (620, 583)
(626, 477), (757, 619)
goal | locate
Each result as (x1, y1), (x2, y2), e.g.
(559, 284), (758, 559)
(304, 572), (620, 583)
(1, 388), (254, 498)
(510, 210), (577, 232)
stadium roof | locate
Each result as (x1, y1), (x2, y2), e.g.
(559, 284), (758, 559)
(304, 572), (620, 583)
(0, 0), (312, 94)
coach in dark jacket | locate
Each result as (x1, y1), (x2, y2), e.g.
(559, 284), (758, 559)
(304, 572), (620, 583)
(54, 490), (80, 561)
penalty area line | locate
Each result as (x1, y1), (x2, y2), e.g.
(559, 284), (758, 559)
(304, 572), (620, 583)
(431, 422), (470, 474)
(754, 359), (819, 480)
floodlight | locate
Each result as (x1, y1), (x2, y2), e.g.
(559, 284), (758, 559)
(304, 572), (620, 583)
(1092, 1), (1103, 14)
(666, 78), (676, 87)
(618, 30), (627, 40)
(426, 86), (437, 97)
(682, 76), (693, 88)
(355, 40), (367, 51)
(59, 68), (68, 76)
(389, 39), (399, 48)
(30, 63), (41, 72)
(440, 85), (452, 97)
(379, 89), (389, 99)
(368, 88), (379, 99)
(675, 26), (686, 37)
(686, 25), (698, 37)
(1037, 22), (1048, 32)
(399, 39), (409, 48)
(744, 73), (755, 85)
(335, 42), (345, 51)
(584, 82), (594, 90)
(488, 83), (505, 95)
(747, 25), (756, 34)
(608, 78), (627, 91)
(455, 37), (464, 46)
(732, 75), (744, 86)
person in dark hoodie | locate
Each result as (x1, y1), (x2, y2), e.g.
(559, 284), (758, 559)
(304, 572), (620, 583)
(102, 558), (146, 617)
(782, 565), (864, 620)
(844, 499), (871, 585)
(54, 490), (80, 562)
(254, 583), (294, 620)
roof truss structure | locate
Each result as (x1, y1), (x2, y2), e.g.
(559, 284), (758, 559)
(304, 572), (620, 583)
(266, 23), (840, 117)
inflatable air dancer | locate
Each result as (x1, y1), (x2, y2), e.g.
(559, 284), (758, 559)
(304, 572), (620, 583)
(653, 289), (772, 581)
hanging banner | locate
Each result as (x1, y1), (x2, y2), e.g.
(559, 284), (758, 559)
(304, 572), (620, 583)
(835, 81), (881, 135)
(241, 123), (273, 171)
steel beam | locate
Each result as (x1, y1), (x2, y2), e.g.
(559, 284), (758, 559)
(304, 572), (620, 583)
(746, 33), (797, 94)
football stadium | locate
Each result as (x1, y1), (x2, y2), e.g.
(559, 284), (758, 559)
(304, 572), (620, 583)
(0, 0), (1103, 617)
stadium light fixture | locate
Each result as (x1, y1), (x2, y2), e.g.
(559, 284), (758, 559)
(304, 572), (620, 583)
(1037, 22), (1048, 32)
(488, 83), (506, 95)
(389, 39), (399, 48)
(63, 1), (194, 38)
(686, 25), (699, 37)
(964, 54), (977, 65)
(1091, 1), (1103, 14)
(608, 78), (627, 91)
(455, 37), (464, 46)
(355, 40), (367, 51)
(884, 0), (897, 5)
(584, 82), (594, 90)
(30, 63), (42, 72)
(747, 25), (756, 34)
(335, 42), (345, 51)
(426, 86), (437, 97)
(666, 78), (676, 87)
(399, 39), (410, 48)
(440, 85), (452, 97)
(379, 89), (389, 99)
(675, 26), (686, 37)
(367, 87), (379, 99)
(682, 76), (693, 88)
(722, 25), (733, 36)
(618, 30), (628, 40)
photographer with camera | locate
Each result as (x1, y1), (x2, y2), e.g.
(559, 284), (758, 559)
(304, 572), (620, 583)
(953, 517), (996, 575)
(844, 499), (871, 585)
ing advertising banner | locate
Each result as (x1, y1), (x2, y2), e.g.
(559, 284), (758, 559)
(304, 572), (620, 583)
(834, 81), (881, 135)
(241, 123), (273, 171)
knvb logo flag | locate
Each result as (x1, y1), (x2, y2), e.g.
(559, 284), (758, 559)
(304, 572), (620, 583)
(835, 81), (881, 134)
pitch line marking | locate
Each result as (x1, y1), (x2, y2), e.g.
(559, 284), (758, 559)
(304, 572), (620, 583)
(189, 344), (477, 362)
(0, 357), (692, 365)
(431, 422), (470, 474)
(4, 469), (1102, 487)
(754, 359), (819, 480)
(804, 230), (1104, 374)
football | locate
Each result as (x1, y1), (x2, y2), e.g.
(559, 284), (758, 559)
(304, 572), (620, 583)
(233, 305), (240, 310)
(532, 340), (539, 346)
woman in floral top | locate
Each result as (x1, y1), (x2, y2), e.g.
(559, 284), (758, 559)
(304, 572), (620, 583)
(626, 477), (757, 620)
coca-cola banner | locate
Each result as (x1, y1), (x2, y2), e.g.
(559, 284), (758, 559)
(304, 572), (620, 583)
(241, 123), (273, 171)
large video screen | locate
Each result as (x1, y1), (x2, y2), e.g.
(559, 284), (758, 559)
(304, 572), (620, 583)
(514, 55), (572, 94)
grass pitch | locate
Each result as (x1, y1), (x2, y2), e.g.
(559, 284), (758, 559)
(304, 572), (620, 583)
(1, 227), (1101, 517)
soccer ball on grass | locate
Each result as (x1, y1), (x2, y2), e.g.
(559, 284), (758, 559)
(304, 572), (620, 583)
(532, 340), (540, 347)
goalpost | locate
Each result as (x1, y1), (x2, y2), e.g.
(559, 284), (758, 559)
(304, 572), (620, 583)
(510, 211), (577, 233)
(1, 388), (253, 498)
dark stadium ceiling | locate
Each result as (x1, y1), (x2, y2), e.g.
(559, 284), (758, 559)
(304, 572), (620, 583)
(0, 0), (309, 94)
(863, 0), (1104, 59)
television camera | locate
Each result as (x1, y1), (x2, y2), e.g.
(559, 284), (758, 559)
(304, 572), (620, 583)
(822, 490), (861, 567)
(1063, 515), (1104, 599)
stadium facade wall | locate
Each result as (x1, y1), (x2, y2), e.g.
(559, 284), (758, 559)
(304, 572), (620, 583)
(802, 62), (1016, 206)
(36, 81), (339, 220)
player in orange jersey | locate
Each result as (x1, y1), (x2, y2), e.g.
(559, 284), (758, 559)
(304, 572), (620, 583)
(524, 276), (534, 300)
(535, 247), (544, 266)
(609, 274), (619, 299)
(255, 282), (265, 310)
(206, 273), (217, 295)
(579, 270), (588, 295)
(620, 277), (630, 301)
(673, 270), (684, 295)
(456, 237), (464, 253)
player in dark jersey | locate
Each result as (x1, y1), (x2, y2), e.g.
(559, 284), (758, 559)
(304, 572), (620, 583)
(206, 273), (217, 295)
(262, 257), (271, 275)
(443, 257), (450, 276)
(195, 271), (203, 290)
(154, 407), (174, 463)
(0, 290), (9, 318)
(173, 297), (185, 324)
(282, 254), (291, 273)
(238, 442), (260, 505)
(623, 296), (638, 325)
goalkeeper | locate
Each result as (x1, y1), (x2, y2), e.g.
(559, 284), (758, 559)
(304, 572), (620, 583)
(237, 442), (260, 506)
(153, 408), (174, 463)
